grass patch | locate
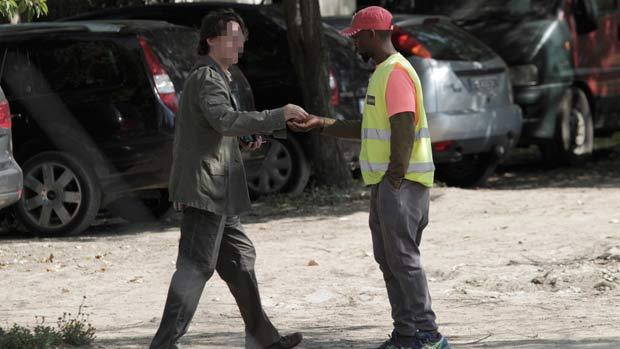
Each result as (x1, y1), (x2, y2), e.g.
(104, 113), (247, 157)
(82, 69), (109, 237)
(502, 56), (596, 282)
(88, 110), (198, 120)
(0, 296), (96, 348)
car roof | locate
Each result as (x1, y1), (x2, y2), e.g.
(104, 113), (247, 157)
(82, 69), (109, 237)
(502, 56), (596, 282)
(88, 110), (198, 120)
(323, 14), (451, 29)
(62, 2), (267, 20)
(0, 20), (191, 39)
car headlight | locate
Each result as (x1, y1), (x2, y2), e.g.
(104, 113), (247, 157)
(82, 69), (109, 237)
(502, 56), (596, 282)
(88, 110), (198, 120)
(509, 64), (539, 87)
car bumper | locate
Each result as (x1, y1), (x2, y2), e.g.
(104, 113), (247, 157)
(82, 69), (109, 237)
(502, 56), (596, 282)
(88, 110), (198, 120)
(513, 82), (571, 142)
(0, 158), (22, 209)
(428, 104), (523, 163)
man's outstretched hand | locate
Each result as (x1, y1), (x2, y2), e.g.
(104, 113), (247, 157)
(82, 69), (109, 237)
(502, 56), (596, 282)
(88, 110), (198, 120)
(283, 104), (309, 123)
(288, 114), (323, 132)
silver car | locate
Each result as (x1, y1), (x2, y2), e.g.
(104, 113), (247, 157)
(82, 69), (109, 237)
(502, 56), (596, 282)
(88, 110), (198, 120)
(0, 86), (22, 209)
(325, 15), (523, 187)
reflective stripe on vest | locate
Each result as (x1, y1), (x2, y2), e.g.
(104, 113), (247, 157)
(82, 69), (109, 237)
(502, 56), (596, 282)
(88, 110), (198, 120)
(359, 53), (435, 187)
(362, 127), (431, 141)
(359, 161), (435, 173)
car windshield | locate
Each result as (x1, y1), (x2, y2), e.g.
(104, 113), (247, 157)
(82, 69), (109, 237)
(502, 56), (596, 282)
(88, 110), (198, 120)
(381, 0), (561, 20)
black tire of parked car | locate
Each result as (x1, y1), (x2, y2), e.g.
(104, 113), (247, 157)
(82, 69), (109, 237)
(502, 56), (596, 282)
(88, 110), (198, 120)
(106, 189), (171, 223)
(541, 87), (594, 166)
(15, 151), (101, 236)
(246, 136), (310, 198)
(435, 153), (499, 188)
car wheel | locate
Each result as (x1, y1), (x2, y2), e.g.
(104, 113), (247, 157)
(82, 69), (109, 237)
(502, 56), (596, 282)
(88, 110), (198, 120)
(541, 87), (593, 166)
(245, 136), (310, 197)
(15, 151), (101, 236)
(435, 153), (498, 188)
(106, 189), (171, 223)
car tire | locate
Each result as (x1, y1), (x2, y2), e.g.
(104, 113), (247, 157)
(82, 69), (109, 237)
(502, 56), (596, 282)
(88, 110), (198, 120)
(435, 153), (498, 188)
(106, 189), (171, 223)
(15, 151), (101, 236)
(540, 87), (594, 166)
(245, 136), (310, 197)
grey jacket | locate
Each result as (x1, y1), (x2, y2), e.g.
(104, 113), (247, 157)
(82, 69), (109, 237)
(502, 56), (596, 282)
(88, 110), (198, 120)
(169, 56), (286, 216)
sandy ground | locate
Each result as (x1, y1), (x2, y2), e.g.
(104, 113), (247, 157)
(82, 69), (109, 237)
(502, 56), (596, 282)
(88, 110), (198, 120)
(1, 148), (620, 349)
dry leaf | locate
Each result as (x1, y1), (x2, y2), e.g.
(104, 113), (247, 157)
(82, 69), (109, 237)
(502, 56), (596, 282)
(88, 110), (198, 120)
(307, 260), (319, 267)
(129, 276), (144, 283)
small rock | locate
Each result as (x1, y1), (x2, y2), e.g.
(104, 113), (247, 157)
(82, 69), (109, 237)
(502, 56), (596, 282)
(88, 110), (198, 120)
(610, 219), (619, 224)
(531, 277), (545, 285)
(307, 259), (319, 267)
(594, 281), (614, 292)
(62, 288), (70, 293)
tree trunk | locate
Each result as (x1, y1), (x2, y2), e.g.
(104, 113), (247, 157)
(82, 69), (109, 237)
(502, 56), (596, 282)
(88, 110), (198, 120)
(283, 0), (352, 188)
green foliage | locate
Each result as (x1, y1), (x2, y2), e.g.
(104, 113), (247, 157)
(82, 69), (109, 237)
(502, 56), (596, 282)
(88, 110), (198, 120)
(0, 0), (48, 22)
(0, 297), (96, 348)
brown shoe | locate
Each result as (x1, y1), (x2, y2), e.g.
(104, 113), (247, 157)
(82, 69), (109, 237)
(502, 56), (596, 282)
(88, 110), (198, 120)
(265, 332), (303, 349)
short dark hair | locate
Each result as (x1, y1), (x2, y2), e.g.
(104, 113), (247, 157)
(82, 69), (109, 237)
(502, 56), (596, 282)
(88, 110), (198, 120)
(198, 8), (249, 56)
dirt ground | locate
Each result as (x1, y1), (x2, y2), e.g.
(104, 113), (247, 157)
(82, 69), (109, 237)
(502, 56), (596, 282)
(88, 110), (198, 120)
(1, 147), (620, 349)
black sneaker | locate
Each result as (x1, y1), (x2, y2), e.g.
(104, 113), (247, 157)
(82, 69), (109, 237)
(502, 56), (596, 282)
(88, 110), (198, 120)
(414, 331), (451, 349)
(266, 332), (303, 349)
(374, 338), (412, 349)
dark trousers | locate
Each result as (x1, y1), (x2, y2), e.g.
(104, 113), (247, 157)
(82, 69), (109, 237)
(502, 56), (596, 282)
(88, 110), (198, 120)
(150, 207), (280, 349)
(370, 179), (438, 337)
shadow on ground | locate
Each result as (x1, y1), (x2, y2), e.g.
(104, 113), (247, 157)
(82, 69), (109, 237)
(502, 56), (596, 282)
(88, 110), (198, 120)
(85, 326), (620, 349)
(463, 337), (620, 349)
(488, 147), (620, 190)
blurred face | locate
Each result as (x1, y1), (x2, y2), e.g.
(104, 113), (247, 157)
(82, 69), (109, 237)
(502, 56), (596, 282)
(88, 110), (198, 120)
(207, 21), (246, 67)
(351, 30), (376, 62)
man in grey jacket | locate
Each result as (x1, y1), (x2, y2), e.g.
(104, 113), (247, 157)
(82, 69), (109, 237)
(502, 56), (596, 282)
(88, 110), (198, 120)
(150, 9), (306, 349)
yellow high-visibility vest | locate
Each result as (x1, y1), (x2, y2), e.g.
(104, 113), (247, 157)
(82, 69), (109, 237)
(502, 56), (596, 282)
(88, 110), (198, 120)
(360, 53), (434, 187)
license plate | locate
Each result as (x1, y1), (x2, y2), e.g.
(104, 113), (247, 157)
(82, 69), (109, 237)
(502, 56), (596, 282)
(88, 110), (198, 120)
(470, 77), (499, 92)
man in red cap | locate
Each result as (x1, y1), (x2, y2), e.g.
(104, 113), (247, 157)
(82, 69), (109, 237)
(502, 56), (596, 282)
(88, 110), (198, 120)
(288, 6), (450, 349)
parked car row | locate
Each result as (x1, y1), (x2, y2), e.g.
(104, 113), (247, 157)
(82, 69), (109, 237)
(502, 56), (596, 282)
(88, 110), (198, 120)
(368, 0), (620, 165)
(1, 0), (612, 236)
(64, 2), (523, 187)
(61, 2), (373, 197)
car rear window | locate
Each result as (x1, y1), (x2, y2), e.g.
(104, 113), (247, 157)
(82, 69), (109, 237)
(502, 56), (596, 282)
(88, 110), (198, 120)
(400, 21), (496, 61)
(32, 40), (124, 93)
(147, 27), (199, 92)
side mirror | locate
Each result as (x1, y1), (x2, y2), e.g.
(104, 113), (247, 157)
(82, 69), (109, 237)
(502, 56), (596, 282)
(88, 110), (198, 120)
(574, 0), (599, 35)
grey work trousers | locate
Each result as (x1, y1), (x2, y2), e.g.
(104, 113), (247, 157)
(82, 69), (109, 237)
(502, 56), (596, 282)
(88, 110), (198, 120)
(370, 179), (438, 336)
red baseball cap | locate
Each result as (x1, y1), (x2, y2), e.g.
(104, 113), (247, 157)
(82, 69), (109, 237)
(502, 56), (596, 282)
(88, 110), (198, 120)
(340, 6), (394, 37)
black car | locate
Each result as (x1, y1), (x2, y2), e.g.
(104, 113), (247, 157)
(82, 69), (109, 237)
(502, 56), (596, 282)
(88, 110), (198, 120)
(61, 2), (373, 194)
(0, 20), (211, 235)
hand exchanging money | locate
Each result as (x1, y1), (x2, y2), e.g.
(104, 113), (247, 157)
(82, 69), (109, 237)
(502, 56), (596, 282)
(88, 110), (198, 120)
(287, 114), (324, 132)
(283, 104), (309, 123)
